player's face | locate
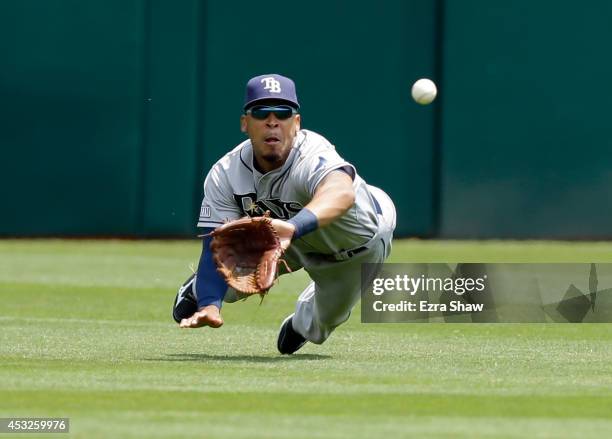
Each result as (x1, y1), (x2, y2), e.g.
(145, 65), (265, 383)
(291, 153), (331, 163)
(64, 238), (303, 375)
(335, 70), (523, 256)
(241, 107), (301, 172)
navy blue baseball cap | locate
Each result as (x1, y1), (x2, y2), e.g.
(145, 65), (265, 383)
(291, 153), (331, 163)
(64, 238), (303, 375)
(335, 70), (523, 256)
(243, 74), (300, 111)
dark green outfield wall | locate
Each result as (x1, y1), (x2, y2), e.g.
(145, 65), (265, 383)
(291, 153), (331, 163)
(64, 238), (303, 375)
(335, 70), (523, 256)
(1, 1), (611, 238)
(439, 1), (612, 238)
(0, 0), (201, 236)
(0, 1), (145, 235)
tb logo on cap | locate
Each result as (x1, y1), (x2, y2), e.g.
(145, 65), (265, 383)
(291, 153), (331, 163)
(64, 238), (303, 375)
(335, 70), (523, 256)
(261, 77), (281, 93)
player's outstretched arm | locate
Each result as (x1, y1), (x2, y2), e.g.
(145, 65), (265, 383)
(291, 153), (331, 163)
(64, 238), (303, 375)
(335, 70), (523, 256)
(271, 170), (355, 243)
(304, 170), (355, 227)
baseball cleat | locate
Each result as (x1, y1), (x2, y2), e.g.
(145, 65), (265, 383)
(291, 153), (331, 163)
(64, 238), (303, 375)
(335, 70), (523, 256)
(172, 273), (198, 323)
(277, 314), (307, 355)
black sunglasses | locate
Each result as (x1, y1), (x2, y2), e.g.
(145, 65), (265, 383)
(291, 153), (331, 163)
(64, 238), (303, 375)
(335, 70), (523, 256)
(245, 105), (297, 120)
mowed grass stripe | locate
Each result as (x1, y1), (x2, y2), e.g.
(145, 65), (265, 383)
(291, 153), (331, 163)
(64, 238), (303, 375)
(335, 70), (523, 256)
(2, 322), (611, 399)
(2, 390), (612, 419)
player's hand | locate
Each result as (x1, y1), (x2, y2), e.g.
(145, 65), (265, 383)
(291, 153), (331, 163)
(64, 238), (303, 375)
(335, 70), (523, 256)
(179, 305), (223, 328)
(270, 219), (295, 251)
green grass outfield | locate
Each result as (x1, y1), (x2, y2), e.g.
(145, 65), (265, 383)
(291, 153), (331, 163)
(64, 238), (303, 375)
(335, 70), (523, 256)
(1, 239), (612, 438)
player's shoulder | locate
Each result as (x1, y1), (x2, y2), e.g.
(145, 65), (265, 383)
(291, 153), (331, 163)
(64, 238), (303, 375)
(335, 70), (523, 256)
(204, 139), (253, 193)
(210, 138), (252, 174)
(296, 129), (337, 157)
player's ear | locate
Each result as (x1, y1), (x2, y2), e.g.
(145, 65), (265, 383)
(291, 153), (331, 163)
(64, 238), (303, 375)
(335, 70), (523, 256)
(294, 114), (301, 132)
(240, 115), (247, 133)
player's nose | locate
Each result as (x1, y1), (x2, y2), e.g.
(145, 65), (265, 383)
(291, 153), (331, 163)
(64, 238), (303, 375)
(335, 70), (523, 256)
(265, 114), (279, 127)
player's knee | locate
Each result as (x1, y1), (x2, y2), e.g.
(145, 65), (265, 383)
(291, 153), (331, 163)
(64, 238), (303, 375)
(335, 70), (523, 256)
(318, 311), (351, 329)
(308, 312), (352, 343)
(308, 319), (343, 344)
(308, 331), (329, 345)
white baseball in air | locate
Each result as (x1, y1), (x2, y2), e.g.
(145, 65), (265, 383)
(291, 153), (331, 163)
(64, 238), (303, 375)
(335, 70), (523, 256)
(411, 78), (437, 105)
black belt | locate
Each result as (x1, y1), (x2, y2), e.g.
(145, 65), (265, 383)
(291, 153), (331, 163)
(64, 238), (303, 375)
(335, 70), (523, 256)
(310, 245), (369, 262)
(346, 246), (368, 258)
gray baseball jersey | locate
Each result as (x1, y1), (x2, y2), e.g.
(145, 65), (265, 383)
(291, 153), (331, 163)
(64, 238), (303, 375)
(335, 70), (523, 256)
(197, 129), (382, 256)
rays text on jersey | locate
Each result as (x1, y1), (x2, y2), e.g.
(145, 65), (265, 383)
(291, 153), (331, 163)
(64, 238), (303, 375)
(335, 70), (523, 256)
(233, 193), (303, 219)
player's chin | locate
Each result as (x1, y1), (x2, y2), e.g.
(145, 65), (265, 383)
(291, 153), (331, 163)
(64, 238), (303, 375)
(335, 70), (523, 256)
(261, 152), (283, 164)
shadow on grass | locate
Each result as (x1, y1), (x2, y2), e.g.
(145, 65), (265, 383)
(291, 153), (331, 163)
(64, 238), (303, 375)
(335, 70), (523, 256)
(143, 353), (331, 363)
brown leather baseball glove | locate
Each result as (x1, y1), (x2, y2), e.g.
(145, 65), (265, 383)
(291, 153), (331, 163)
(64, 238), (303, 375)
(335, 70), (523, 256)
(208, 214), (284, 295)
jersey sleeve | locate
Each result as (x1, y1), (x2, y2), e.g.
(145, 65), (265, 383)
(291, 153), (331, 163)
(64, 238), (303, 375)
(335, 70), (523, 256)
(197, 164), (242, 228)
(297, 147), (356, 197)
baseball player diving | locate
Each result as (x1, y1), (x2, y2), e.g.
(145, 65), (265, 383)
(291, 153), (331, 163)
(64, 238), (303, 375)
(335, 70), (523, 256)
(172, 74), (396, 354)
